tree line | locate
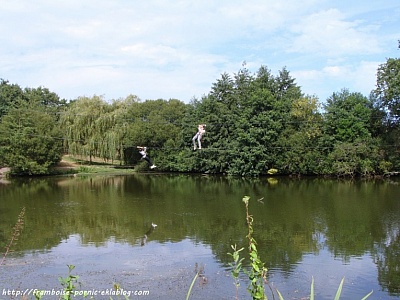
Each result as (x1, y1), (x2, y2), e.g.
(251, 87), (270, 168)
(0, 58), (399, 177)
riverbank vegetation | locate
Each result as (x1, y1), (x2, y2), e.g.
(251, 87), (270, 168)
(0, 56), (399, 177)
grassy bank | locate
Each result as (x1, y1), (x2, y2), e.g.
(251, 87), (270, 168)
(51, 155), (137, 176)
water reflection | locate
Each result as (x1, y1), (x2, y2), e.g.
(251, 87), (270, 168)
(0, 174), (399, 298)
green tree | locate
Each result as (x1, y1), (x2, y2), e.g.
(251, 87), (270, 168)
(232, 66), (301, 176)
(123, 98), (187, 167)
(278, 96), (324, 174)
(181, 73), (238, 174)
(374, 57), (400, 171)
(61, 95), (187, 168)
(168, 65), (302, 176)
(375, 57), (400, 123)
(60, 95), (117, 163)
(323, 89), (372, 143)
(24, 86), (68, 110)
(0, 98), (63, 175)
(321, 89), (382, 176)
(0, 79), (24, 120)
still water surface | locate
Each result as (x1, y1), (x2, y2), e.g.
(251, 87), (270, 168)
(0, 174), (399, 299)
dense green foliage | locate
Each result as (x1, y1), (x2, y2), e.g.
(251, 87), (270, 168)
(0, 79), (24, 120)
(0, 58), (399, 176)
(374, 57), (400, 169)
(0, 83), (66, 175)
(375, 58), (400, 123)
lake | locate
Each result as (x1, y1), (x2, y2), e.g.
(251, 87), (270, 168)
(0, 174), (399, 299)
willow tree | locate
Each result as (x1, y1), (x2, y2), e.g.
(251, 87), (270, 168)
(60, 95), (119, 163)
(100, 96), (139, 163)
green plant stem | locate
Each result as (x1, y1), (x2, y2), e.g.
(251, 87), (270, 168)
(186, 272), (199, 300)
(1, 207), (25, 266)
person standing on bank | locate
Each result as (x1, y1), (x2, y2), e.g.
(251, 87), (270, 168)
(192, 124), (206, 150)
(137, 146), (156, 169)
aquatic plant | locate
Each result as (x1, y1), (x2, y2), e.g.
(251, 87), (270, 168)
(0, 207), (25, 266)
(186, 263), (207, 300)
(110, 283), (130, 300)
(242, 196), (269, 299)
(186, 269), (200, 300)
(227, 244), (245, 300)
(58, 264), (80, 300)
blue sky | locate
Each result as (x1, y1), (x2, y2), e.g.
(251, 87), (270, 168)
(0, 0), (399, 103)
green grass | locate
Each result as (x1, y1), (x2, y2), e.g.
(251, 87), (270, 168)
(50, 155), (137, 176)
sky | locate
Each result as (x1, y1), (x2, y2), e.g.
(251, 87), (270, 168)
(0, 0), (399, 103)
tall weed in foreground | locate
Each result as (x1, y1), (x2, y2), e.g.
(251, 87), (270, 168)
(242, 196), (269, 300)
(1, 207), (25, 266)
(59, 264), (80, 300)
(227, 244), (244, 300)
(33, 265), (80, 300)
(227, 196), (373, 300)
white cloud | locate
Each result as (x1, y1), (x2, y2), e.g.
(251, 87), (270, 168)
(323, 65), (347, 77)
(0, 0), (398, 102)
(352, 60), (380, 94)
(293, 60), (381, 101)
(289, 9), (382, 56)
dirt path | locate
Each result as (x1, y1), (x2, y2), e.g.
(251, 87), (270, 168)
(56, 159), (79, 168)
(0, 167), (11, 178)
